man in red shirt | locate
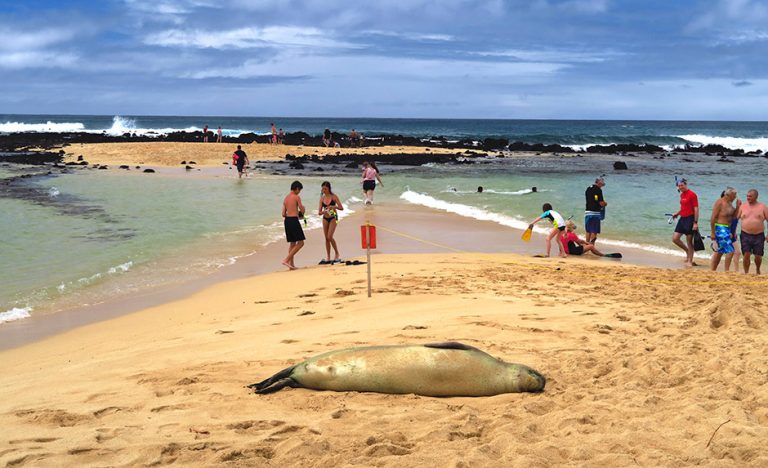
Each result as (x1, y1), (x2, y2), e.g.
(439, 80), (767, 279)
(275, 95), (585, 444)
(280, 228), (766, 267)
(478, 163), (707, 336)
(671, 178), (699, 267)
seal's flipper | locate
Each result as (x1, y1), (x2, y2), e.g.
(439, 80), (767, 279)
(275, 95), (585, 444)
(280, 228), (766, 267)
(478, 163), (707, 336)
(424, 342), (479, 352)
(253, 378), (300, 394)
(247, 365), (296, 391)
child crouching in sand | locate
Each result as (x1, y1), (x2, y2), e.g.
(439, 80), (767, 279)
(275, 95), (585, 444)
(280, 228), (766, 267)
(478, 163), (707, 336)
(528, 203), (567, 258)
(562, 220), (604, 257)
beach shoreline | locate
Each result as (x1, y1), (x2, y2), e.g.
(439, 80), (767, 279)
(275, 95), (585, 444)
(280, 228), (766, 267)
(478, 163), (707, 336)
(2, 199), (703, 351)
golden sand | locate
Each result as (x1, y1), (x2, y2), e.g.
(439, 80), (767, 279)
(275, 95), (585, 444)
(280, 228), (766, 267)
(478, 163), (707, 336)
(1, 252), (766, 466)
(60, 142), (468, 167)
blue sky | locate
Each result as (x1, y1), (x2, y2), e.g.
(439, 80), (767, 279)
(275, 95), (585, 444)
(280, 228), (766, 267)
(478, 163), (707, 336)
(1, 0), (767, 119)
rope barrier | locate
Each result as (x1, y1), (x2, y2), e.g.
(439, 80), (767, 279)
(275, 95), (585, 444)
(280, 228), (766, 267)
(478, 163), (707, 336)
(374, 224), (768, 286)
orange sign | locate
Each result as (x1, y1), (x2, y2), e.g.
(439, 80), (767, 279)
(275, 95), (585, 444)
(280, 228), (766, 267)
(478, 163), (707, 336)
(361, 224), (377, 249)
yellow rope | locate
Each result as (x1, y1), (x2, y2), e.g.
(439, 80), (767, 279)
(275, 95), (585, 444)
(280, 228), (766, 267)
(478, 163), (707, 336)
(373, 224), (768, 286)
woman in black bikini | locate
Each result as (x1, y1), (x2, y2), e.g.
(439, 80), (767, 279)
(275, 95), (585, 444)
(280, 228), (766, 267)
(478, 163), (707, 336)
(318, 181), (344, 264)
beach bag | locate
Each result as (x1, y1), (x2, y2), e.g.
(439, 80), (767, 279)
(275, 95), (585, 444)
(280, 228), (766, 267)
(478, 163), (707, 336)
(693, 230), (705, 251)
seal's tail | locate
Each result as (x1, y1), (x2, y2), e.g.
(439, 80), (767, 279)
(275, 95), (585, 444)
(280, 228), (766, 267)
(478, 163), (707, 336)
(247, 365), (298, 394)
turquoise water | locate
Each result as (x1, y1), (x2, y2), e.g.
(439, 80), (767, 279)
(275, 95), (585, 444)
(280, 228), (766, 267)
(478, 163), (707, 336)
(0, 170), (361, 320)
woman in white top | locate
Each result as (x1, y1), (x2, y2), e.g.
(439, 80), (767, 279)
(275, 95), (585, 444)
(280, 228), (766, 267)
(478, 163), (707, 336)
(361, 161), (383, 205)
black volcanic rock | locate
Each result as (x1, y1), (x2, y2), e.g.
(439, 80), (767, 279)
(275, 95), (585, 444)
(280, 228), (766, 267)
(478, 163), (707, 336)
(508, 141), (575, 153)
(588, 144), (664, 154)
(143, 168), (155, 173)
(613, 161), (628, 170)
(0, 152), (63, 165)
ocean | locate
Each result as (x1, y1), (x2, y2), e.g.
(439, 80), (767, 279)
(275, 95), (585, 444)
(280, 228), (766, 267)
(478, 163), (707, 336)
(1, 114), (767, 325)
(2, 114), (768, 151)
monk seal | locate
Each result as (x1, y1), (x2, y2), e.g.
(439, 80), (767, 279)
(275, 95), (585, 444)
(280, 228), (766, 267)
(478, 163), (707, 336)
(248, 342), (545, 396)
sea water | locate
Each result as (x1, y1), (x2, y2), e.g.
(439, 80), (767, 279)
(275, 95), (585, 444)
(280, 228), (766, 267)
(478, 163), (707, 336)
(2, 114), (768, 151)
(0, 170), (360, 322)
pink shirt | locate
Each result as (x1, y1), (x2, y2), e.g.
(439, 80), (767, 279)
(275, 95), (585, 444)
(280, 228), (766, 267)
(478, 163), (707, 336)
(560, 231), (579, 254)
(363, 167), (377, 181)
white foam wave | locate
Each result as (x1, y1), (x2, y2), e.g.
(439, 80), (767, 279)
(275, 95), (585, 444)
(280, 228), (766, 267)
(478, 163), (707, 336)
(0, 306), (32, 323)
(401, 190), (710, 259)
(677, 134), (768, 152)
(107, 261), (133, 274)
(443, 187), (549, 195)
(400, 190), (532, 231)
(48, 187), (60, 198)
(0, 121), (85, 133)
(105, 116), (137, 135)
(57, 260), (134, 293)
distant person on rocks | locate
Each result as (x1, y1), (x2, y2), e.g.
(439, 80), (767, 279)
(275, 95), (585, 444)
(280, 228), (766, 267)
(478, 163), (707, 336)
(350, 129), (358, 147)
(232, 145), (249, 179)
(671, 178), (698, 268)
(562, 220), (604, 257)
(318, 181), (344, 264)
(736, 189), (768, 274)
(528, 203), (567, 258)
(361, 161), (383, 205)
(217, 126), (223, 143)
(271, 123), (278, 144)
(278, 128), (285, 144)
(323, 128), (332, 147)
(710, 187), (738, 271)
(282, 180), (306, 270)
(584, 177), (607, 245)
(359, 133), (365, 147)
(203, 125), (209, 143)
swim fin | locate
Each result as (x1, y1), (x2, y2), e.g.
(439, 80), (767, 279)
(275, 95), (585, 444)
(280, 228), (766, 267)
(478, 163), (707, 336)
(521, 227), (533, 242)
(604, 253), (623, 258)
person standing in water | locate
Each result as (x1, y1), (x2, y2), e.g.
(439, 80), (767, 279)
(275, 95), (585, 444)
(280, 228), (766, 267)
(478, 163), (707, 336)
(361, 161), (383, 205)
(584, 177), (607, 245)
(282, 181), (306, 270)
(318, 181), (344, 264)
(671, 178), (699, 268)
(528, 203), (567, 258)
(232, 145), (248, 179)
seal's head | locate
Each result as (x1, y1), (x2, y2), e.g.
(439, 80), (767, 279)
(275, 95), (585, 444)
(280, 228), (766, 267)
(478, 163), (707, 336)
(509, 364), (546, 393)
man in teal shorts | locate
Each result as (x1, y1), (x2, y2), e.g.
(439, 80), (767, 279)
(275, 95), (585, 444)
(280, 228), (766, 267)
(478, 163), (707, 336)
(710, 187), (737, 271)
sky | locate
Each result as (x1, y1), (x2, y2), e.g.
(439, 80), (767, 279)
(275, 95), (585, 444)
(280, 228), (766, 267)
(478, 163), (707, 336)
(1, 0), (767, 120)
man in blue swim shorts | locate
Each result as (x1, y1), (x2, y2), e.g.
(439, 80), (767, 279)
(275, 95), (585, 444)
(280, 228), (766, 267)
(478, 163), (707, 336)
(710, 188), (737, 271)
(584, 177), (607, 245)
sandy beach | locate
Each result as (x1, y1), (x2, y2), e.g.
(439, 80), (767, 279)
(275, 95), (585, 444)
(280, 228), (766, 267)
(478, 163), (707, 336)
(2, 199), (767, 466)
(61, 142), (470, 167)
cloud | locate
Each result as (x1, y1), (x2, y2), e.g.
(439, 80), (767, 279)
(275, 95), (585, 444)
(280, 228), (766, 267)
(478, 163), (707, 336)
(0, 27), (75, 51)
(559, 0), (611, 14)
(473, 48), (615, 63)
(145, 26), (361, 49)
(688, 0), (768, 41)
(183, 53), (566, 81)
(0, 27), (78, 69)
(361, 30), (454, 42)
(732, 80), (753, 87)
(0, 51), (78, 70)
